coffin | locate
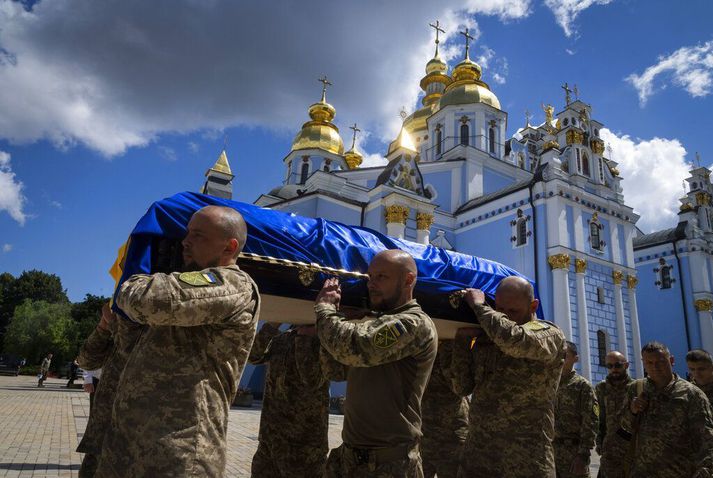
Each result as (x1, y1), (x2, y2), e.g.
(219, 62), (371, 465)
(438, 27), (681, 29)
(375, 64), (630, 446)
(111, 192), (540, 338)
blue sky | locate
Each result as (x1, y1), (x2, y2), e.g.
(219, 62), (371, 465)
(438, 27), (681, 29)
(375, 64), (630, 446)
(0, 0), (711, 301)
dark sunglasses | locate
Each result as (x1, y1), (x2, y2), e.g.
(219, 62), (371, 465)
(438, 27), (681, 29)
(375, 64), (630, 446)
(606, 362), (626, 369)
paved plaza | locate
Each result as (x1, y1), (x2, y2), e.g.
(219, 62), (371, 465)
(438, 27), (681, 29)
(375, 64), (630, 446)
(0, 375), (600, 477)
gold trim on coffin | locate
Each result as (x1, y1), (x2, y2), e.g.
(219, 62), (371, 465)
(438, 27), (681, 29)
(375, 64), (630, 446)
(238, 252), (368, 286)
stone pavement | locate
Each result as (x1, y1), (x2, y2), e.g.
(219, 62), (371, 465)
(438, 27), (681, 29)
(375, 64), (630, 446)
(0, 375), (599, 477)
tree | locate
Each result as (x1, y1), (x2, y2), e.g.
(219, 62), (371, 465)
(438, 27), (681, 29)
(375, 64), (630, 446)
(69, 294), (110, 356)
(0, 270), (68, 352)
(3, 300), (74, 368)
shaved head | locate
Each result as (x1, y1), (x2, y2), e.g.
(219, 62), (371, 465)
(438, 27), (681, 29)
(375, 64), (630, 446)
(367, 249), (417, 311)
(182, 206), (247, 270)
(194, 206), (247, 254)
(606, 351), (627, 362)
(497, 276), (535, 301)
(604, 350), (629, 380)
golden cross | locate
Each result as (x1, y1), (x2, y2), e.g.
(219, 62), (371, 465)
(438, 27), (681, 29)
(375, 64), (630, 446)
(429, 20), (446, 56)
(318, 75), (332, 102)
(460, 27), (474, 59)
(561, 82), (572, 105)
(349, 123), (361, 150)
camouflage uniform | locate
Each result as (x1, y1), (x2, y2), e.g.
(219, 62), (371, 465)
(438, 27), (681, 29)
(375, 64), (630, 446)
(249, 324), (346, 478)
(95, 265), (260, 478)
(620, 374), (713, 477)
(693, 380), (713, 403)
(315, 300), (438, 478)
(553, 370), (597, 478)
(452, 303), (565, 478)
(421, 340), (469, 478)
(594, 375), (632, 478)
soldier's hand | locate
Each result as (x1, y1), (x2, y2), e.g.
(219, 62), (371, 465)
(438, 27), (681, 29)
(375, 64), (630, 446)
(98, 302), (116, 331)
(570, 455), (588, 474)
(631, 393), (648, 414)
(463, 289), (486, 308)
(83, 383), (95, 394)
(316, 277), (341, 307)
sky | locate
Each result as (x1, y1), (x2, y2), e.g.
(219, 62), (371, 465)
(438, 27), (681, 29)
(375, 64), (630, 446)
(0, 0), (712, 301)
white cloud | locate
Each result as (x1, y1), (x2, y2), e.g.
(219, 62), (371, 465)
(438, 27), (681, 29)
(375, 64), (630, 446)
(0, 0), (530, 157)
(543, 0), (613, 37)
(477, 46), (508, 84)
(188, 141), (199, 154)
(565, 48), (576, 56)
(627, 40), (713, 106)
(0, 150), (27, 225)
(600, 128), (691, 233)
(2, 244), (12, 253)
(49, 200), (62, 209)
(159, 146), (177, 162)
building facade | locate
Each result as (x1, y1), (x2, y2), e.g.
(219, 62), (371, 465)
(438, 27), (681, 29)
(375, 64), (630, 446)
(200, 29), (647, 384)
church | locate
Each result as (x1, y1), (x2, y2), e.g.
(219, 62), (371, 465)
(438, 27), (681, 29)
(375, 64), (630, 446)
(201, 25), (712, 383)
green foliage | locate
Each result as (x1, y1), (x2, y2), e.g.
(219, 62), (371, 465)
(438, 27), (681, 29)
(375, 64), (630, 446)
(69, 294), (109, 358)
(3, 300), (74, 369)
(0, 270), (69, 351)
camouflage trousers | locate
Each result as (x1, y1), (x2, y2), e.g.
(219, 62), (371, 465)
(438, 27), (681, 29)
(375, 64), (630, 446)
(251, 441), (327, 478)
(421, 438), (462, 478)
(553, 441), (590, 478)
(325, 443), (423, 478)
(457, 432), (556, 478)
(78, 453), (99, 478)
(597, 436), (629, 478)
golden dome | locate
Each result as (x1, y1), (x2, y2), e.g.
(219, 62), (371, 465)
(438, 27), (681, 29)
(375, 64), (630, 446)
(439, 81), (501, 109)
(425, 55), (447, 75)
(291, 99), (344, 155)
(387, 127), (418, 156)
(344, 149), (363, 169)
(403, 103), (437, 134)
(452, 57), (482, 82)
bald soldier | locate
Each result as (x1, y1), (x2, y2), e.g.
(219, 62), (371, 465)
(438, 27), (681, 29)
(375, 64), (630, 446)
(95, 206), (261, 478)
(453, 277), (566, 477)
(594, 350), (633, 478)
(315, 250), (438, 477)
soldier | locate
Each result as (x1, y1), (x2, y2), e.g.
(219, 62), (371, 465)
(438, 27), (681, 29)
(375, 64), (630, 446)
(421, 340), (469, 478)
(594, 350), (632, 478)
(687, 349), (713, 402)
(37, 352), (52, 387)
(453, 277), (566, 477)
(95, 206), (261, 478)
(554, 341), (597, 478)
(315, 249), (438, 477)
(249, 322), (346, 478)
(620, 341), (713, 477)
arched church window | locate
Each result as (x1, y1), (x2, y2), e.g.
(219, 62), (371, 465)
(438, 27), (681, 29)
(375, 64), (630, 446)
(300, 162), (310, 184)
(516, 218), (527, 246)
(460, 123), (470, 146)
(597, 330), (608, 366)
(582, 152), (591, 177)
(563, 118), (569, 126)
(590, 221), (601, 250)
(489, 127), (496, 154)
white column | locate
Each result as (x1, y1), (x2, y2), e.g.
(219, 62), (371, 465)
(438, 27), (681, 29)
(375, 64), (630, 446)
(613, 270), (629, 362)
(626, 275), (644, 378)
(624, 225), (635, 268)
(573, 207), (585, 250)
(546, 198), (568, 248)
(610, 220), (621, 264)
(385, 205), (408, 240)
(575, 259), (592, 381)
(416, 212), (434, 246)
(549, 254), (573, 338)
(465, 159), (483, 200)
(695, 299), (713, 352)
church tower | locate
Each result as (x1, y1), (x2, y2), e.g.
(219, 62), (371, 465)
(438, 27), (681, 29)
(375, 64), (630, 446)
(201, 149), (234, 199)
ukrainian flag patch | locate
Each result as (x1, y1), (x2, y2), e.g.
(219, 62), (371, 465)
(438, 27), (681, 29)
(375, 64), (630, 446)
(178, 271), (219, 287)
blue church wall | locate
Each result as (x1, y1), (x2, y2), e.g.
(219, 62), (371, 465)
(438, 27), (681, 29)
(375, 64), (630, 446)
(635, 251), (690, 377)
(584, 262), (618, 382)
(534, 203), (553, 321)
(316, 200), (360, 225)
(483, 167), (514, 195)
(363, 207), (384, 232)
(276, 199), (317, 218)
(582, 211), (612, 261)
(423, 170), (453, 212)
(679, 255), (703, 348)
(622, 285), (635, 366)
(568, 271), (580, 374)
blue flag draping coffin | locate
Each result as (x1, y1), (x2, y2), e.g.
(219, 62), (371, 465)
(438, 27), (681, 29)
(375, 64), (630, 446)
(113, 192), (541, 337)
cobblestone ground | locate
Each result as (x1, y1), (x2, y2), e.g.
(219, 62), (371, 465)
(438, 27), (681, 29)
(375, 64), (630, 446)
(0, 375), (599, 477)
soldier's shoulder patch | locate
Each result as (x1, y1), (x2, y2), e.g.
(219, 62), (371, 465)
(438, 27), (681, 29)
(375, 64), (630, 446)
(178, 271), (219, 287)
(373, 322), (405, 349)
(593, 402), (600, 417)
(522, 320), (550, 332)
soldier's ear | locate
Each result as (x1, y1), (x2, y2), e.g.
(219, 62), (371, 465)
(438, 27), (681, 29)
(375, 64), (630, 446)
(225, 238), (240, 258)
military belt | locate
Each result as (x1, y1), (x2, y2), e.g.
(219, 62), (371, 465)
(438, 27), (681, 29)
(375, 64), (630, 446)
(345, 442), (418, 471)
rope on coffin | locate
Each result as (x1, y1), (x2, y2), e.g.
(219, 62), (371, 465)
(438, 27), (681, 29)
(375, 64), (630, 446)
(238, 252), (467, 310)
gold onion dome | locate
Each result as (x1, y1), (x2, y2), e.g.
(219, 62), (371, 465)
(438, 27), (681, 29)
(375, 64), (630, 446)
(291, 78), (344, 155)
(344, 123), (363, 170)
(439, 30), (500, 110)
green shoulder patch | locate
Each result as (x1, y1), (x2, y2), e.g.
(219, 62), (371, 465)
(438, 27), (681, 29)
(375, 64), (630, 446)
(178, 271), (219, 287)
(522, 320), (550, 332)
(593, 402), (600, 417)
(373, 323), (402, 349)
